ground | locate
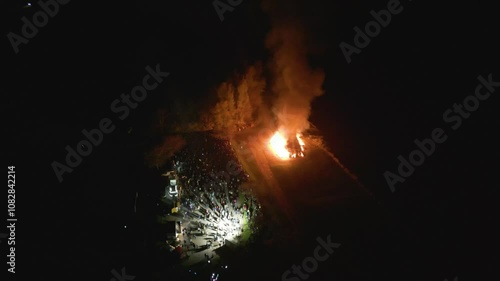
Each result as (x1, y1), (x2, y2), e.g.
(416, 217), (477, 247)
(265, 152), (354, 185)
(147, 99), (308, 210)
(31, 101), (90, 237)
(151, 129), (397, 281)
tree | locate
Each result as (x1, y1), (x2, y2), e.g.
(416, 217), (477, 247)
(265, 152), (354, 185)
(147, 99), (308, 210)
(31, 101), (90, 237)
(205, 63), (266, 136)
(244, 63), (266, 119)
(236, 81), (252, 128)
(152, 109), (169, 134)
(145, 135), (186, 169)
(212, 82), (237, 135)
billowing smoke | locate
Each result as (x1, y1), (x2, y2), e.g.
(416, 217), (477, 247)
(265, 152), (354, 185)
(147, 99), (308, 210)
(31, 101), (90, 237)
(263, 1), (325, 140)
(201, 0), (325, 145)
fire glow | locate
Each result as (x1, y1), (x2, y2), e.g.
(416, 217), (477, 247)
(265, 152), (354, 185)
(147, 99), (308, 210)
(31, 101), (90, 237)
(268, 131), (305, 159)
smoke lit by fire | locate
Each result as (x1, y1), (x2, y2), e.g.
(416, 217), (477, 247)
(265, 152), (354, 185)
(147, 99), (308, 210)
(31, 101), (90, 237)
(264, 0), (325, 160)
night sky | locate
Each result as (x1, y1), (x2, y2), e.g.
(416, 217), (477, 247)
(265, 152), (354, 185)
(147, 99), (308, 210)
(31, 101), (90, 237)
(3, 0), (499, 280)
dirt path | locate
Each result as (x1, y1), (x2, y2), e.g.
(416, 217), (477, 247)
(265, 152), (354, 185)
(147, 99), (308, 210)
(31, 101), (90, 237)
(230, 133), (299, 243)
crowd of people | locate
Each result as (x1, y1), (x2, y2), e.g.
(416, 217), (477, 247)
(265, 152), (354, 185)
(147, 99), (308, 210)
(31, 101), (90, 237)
(171, 133), (261, 247)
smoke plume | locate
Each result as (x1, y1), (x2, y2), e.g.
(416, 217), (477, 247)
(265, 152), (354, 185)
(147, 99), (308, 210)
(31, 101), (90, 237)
(263, 1), (325, 139)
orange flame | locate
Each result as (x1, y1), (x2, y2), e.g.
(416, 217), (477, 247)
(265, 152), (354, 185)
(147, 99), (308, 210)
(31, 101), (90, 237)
(269, 131), (289, 159)
(268, 131), (305, 159)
